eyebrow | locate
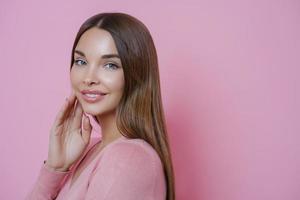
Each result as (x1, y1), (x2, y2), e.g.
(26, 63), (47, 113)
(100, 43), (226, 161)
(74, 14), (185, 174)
(74, 50), (120, 59)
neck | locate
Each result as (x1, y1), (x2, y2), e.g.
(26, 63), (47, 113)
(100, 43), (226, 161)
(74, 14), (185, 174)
(95, 111), (122, 146)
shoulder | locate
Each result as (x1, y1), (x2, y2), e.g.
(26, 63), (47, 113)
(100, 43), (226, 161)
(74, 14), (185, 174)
(87, 137), (166, 199)
(100, 137), (164, 175)
(105, 137), (161, 163)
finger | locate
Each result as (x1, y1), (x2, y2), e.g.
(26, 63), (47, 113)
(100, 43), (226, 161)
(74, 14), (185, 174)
(81, 114), (92, 143)
(53, 98), (69, 128)
(71, 100), (83, 130)
(64, 93), (77, 119)
(52, 93), (76, 129)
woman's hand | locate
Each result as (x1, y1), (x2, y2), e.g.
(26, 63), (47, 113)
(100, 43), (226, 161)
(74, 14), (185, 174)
(45, 92), (92, 171)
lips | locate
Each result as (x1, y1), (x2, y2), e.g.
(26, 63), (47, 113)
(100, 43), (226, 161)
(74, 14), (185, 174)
(80, 89), (107, 103)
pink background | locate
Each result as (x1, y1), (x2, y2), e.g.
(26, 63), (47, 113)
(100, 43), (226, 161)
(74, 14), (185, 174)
(1, 0), (299, 199)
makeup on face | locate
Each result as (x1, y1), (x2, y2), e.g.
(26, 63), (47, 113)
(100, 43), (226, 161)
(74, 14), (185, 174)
(80, 89), (107, 103)
(70, 28), (125, 116)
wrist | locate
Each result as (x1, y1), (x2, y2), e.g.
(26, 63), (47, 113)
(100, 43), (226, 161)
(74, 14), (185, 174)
(44, 160), (70, 172)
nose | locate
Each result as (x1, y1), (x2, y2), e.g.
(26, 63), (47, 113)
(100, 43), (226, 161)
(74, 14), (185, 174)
(83, 66), (100, 86)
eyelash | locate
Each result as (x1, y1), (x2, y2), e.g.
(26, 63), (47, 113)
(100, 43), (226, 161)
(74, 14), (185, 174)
(74, 59), (87, 66)
(73, 59), (119, 70)
(105, 63), (119, 70)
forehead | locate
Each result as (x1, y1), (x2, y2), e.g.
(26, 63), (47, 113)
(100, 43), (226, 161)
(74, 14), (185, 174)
(75, 27), (119, 56)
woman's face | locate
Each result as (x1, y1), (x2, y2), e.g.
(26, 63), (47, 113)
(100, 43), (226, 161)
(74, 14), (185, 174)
(70, 27), (125, 117)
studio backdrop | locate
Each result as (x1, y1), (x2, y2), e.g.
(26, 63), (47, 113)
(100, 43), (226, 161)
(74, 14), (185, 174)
(1, 0), (299, 199)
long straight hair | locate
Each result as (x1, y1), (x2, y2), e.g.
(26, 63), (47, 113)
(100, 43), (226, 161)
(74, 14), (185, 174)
(70, 12), (175, 200)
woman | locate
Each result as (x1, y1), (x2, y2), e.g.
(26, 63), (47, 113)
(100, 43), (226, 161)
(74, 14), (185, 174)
(26, 12), (175, 200)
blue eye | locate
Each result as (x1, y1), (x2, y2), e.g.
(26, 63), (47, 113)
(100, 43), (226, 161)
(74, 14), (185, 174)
(74, 59), (87, 66)
(104, 63), (119, 70)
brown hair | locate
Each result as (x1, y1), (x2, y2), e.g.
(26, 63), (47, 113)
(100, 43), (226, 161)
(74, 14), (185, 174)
(70, 12), (175, 200)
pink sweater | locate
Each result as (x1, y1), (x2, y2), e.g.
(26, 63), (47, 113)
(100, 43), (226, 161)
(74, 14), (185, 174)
(26, 136), (166, 200)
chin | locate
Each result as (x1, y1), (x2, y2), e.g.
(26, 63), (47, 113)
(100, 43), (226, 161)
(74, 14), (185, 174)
(81, 103), (116, 117)
(82, 105), (105, 116)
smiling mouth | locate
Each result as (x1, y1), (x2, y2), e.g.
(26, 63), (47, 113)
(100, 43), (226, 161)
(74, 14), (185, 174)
(81, 93), (107, 103)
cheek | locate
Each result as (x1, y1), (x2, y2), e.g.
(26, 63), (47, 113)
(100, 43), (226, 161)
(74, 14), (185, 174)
(70, 68), (81, 87)
(102, 72), (125, 92)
